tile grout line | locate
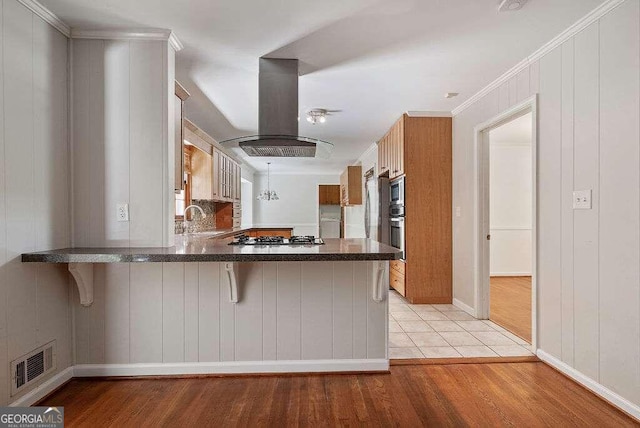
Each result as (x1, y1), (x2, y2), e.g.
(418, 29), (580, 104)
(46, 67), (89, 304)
(389, 290), (532, 358)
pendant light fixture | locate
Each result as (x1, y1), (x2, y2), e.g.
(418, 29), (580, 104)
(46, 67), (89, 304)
(257, 162), (279, 201)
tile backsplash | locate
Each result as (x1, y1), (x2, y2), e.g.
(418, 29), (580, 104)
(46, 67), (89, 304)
(175, 199), (217, 234)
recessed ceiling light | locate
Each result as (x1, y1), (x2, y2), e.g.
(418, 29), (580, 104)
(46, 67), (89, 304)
(498, 0), (528, 12)
(444, 92), (459, 99)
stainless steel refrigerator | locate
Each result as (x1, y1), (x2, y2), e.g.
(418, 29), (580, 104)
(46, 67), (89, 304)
(364, 168), (389, 244)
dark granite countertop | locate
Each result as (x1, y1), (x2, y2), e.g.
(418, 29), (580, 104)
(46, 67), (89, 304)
(21, 237), (402, 263)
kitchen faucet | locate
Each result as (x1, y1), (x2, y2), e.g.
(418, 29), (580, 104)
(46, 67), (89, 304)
(182, 205), (206, 234)
(184, 205), (206, 219)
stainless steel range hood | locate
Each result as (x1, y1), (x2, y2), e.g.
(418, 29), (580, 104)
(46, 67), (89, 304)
(222, 58), (332, 158)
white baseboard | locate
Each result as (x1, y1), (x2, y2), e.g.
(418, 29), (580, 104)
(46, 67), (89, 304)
(453, 298), (477, 317)
(489, 273), (531, 277)
(537, 350), (640, 421)
(9, 367), (74, 407)
(73, 359), (389, 377)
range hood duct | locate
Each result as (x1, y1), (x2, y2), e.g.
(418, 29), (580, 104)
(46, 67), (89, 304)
(230, 58), (331, 158)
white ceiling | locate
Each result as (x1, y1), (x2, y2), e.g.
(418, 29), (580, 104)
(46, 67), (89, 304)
(490, 112), (533, 146)
(41, 0), (603, 174)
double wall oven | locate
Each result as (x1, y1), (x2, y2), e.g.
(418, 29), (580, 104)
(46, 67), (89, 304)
(389, 176), (405, 260)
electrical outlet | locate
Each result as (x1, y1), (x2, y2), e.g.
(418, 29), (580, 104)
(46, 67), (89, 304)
(573, 190), (592, 210)
(117, 203), (129, 222)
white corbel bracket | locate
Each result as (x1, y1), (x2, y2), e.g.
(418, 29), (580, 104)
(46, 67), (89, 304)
(373, 261), (386, 302)
(68, 263), (94, 307)
(224, 262), (239, 303)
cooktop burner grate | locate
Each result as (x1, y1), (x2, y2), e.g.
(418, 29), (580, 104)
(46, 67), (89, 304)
(228, 235), (325, 246)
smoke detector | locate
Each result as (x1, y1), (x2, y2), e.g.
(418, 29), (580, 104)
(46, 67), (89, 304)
(498, 0), (528, 12)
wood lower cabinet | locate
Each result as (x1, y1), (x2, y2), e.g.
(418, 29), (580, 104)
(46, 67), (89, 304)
(319, 185), (341, 205)
(390, 260), (406, 296)
(378, 115), (452, 304)
(247, 229), (293, 238)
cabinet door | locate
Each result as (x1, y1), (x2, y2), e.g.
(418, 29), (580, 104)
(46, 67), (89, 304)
(190, 146), (212, 199)
(174, 95), (184, 191)
(212, 149), (220, 199)
(340, 171), (347, 206)
(235, 164), (242, 201)
(221, 155), (227, 200)
(232, 162), (237, 200)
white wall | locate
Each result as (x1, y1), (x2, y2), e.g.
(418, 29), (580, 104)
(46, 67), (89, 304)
(489, 118), (532, 276)
(0, 0), (72, 406)
(72, 38), (176, 248)
(73, 261), (386, 365)
(344, 145), (377, 239)
(240, 179), (252, 227)
(252, 174), (339, 236)
(453, 0), (639, 408)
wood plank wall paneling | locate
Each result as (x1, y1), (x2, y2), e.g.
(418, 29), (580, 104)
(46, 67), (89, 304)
(452, 0), (640, 409)
(560, 38), (575, 367)
(72, 38), (174, 248)
(0, 0), (72, 406)
(598, 0), (640, 404)
(537, 46), (562, 359)
(73, 262), (387, 365)
(104, 41), (130, 246)
(572, 22), (600, 381)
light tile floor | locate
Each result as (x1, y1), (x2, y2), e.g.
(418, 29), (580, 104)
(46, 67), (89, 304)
(389, 290), (533, 359)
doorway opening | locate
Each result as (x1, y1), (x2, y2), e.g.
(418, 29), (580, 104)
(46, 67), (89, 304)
(474, 96), (537, 350)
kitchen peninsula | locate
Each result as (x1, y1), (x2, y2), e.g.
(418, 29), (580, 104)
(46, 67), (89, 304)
(22, 237), (400, 375)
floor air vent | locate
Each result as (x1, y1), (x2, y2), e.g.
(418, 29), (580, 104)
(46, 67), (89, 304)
(10, 341), (56, 396)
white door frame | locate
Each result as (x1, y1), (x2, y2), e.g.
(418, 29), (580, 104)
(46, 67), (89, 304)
(473, 95), (538, 351)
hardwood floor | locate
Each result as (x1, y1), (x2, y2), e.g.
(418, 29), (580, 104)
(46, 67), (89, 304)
(39, 362), (638, 427)
(490, 276), (532, 343)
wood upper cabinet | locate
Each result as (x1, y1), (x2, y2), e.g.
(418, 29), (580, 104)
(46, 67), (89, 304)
(319, 185), (341, 205)
(340, 166), (362, 206)
(212, 148), (241, 202)
(183, 118), (241, 203)
(377, 116), (404, 179)
(189, 145), (212, 200)
(175, 81), (190, 191)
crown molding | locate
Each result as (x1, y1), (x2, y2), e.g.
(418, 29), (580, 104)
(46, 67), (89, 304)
(357, 143), (378, 162)
(71, 28), (183, 51)
(451, 0), (626, 116)
(168, 32), (184, 51)
(17, 0), (71, 37)
(406, 110), (452, 117)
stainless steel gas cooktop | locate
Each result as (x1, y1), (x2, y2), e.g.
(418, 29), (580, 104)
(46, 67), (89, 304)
(228, 235), (324, 246)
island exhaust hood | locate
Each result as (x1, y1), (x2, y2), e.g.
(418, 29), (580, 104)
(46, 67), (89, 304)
(221, 58), (333, 158)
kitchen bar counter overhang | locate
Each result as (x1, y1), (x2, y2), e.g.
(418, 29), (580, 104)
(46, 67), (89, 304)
(21, 238), (401, 263)
(21, 237), (394, 375)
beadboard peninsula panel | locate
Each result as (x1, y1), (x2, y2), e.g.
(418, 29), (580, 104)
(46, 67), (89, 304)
(73, 261), (387, 366)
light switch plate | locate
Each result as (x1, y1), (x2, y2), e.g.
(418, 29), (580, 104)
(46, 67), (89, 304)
(117, 203), (129, 221)
(573, 190), (592, 210)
